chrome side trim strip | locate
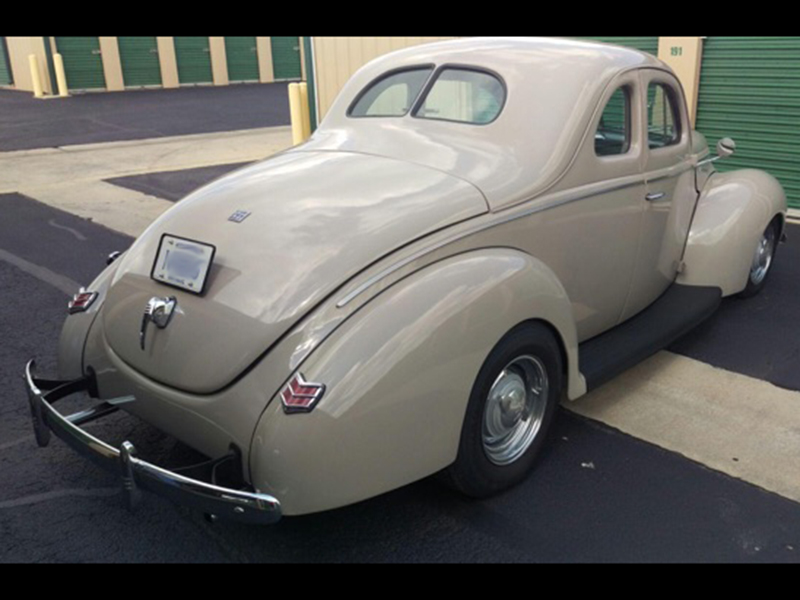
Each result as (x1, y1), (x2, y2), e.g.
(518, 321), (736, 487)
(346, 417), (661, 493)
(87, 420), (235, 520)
(337, 159), (699, 309)
(336, 178), (645, 308)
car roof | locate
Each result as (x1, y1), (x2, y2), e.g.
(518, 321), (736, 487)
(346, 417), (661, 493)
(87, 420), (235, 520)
(301, 37), (672, 210)
(362, 37), (663, 74)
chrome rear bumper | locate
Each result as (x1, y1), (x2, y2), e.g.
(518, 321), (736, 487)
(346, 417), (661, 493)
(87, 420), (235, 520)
(24, 360), (282, 525)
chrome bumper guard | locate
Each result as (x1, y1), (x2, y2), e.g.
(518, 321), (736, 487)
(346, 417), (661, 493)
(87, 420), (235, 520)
(24, 360), (282, 525)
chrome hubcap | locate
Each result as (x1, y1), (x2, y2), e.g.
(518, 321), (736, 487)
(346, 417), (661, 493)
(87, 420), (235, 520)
(482, 356), (549, 466)
(750, 227), (776, 286)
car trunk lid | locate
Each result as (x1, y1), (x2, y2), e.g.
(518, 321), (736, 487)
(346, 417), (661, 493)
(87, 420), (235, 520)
(102, 151), (488, 394)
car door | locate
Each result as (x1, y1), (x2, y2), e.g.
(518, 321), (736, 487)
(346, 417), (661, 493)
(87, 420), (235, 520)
(523, 70), (646, 342)
(620, 69), (697, 322)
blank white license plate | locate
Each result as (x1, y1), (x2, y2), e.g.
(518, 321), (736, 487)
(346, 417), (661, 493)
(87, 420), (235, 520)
(151, 235), (216, 295)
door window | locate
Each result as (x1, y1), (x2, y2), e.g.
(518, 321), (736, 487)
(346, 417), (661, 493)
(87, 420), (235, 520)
(648, 83), (681, 149)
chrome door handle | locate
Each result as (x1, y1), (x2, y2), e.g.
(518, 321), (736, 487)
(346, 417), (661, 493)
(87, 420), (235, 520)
(646, 192), (666, 202)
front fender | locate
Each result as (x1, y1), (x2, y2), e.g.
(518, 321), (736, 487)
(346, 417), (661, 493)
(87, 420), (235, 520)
(679, 169), (787, 296)
(250, 248), (582, 516)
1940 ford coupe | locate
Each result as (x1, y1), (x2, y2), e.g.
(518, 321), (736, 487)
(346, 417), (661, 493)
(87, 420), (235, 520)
(25, 38), (787, 524)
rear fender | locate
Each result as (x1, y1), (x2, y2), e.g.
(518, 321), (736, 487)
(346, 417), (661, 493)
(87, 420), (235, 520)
(58, 262), (118, 380)
(250, 248), (582, 516)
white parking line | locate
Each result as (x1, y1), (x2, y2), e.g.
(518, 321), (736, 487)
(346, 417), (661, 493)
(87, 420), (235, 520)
(0, 247), (81, 296)
(0, 488), (120, 509)
(567, 351), (800, 504)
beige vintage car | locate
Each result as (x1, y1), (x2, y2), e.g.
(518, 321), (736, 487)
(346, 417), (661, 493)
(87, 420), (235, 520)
(25, 38), (787, 524)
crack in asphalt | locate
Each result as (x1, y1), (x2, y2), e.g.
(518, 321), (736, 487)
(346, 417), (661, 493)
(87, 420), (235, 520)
(47, 219), (88, 241)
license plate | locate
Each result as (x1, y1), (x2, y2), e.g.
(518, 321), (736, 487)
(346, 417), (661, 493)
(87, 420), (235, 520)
(151, 235), (216, 295)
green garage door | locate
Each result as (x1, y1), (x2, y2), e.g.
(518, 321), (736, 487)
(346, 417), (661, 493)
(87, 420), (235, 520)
(225, 37), (259, 83)
(118, 36), (162, 88)
(55, 37), (106, 90)
(696, 37), (800, 209)
(271, 37), (302, 81)
(574, 37), (660, 56)
(0, 37), (12, 86)
(174, 37), (213, 85)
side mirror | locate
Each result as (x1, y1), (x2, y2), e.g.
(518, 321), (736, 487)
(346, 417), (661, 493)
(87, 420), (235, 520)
(698, 137), (736, 167)
(717, 138), (736, 159)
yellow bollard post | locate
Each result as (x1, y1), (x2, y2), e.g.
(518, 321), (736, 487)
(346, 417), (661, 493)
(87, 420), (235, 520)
(29, 54), (45, 98)
(53, 54), (70, 98)
(288, 83), (304, 146)
(298, 82), (311, 141)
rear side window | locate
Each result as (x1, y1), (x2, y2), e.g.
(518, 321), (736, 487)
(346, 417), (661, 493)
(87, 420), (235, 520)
(595, 87), (631, 157)
(349, 68), (433, 118)
(415, 69), (506, 125)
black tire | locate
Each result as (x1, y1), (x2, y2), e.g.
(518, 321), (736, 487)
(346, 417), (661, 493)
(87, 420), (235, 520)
(739, 218), (781, 299)
(443, 323), (563, 499)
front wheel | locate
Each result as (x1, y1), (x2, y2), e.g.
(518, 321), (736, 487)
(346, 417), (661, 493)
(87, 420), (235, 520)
(739, 219), (781, 299)
(444, 323), (563, 498)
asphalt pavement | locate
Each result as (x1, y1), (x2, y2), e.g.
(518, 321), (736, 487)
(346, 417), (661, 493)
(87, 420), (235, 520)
(0, 84), (290, 152)
(671, 233), (800, 392)
(107, 163), (252, 202)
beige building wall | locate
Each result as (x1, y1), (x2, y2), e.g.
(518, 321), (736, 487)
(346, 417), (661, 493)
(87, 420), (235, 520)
(157, 37), (180, 89)
(658, 36), (704, 126)
(209, 37), (229, 86)
(257, 37), (275, 83)
(300, 39), (307, 82)
(311, 37), (460, 120)
(5, 36), (53, 94)
(99, 37), (125, 92)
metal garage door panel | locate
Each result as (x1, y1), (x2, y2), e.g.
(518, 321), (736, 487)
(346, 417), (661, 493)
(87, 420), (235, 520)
(0, 38), (12, 86)
(55, 37), (106, 90)
(226, 37), (259, 83)
(174, 37), (213, 85)
(697, 37), (800, 209)
(118, 36), (162, 88)
(574, 37), (660, 56)
(271, 37), (302, 81)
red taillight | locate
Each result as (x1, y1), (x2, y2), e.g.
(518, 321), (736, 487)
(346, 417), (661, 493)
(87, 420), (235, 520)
(280, 374), (325, 414)
(68, 290), (98, 315)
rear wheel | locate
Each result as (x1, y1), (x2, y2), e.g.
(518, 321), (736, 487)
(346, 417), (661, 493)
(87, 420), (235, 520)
(444, 323), (563, 498)
(740, 219), (780, 299)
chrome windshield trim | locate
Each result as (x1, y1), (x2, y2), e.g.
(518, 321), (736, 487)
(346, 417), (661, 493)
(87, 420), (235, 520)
(23, 360), (282, 525)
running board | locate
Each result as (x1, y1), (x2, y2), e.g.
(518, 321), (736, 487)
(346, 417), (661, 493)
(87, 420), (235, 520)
(579, 284), (722, 392)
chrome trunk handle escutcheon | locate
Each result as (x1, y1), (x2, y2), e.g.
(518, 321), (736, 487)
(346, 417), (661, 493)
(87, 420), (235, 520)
(140, 296), (177, 350)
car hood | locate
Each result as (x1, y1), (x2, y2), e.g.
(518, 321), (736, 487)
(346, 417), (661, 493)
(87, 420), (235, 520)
(102, 151), (488, 394)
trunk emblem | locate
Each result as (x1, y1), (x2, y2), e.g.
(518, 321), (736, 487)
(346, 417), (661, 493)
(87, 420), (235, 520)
(140, 296), (178, 351)
(228, 210), (251, 224)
